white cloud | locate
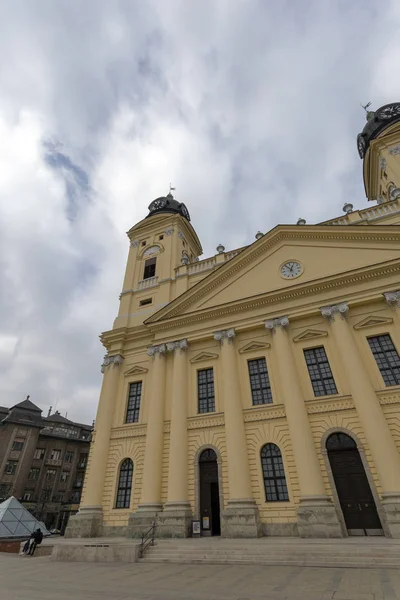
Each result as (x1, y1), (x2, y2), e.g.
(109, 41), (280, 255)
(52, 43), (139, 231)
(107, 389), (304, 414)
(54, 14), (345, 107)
(0, 0), (399, 422)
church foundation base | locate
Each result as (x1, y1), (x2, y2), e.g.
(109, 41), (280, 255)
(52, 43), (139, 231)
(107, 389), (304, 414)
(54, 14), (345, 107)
(297, 496), (343, 538)
(157, 502), (192, 538)
(127, 504), (161, 539)
(64, 506), (103, 538)
(381, 493), (400, 538)
(220, 499), (261, 538)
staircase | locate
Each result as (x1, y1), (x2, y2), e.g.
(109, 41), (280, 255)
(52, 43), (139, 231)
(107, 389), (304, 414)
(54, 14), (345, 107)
(141, 537), (400, 569)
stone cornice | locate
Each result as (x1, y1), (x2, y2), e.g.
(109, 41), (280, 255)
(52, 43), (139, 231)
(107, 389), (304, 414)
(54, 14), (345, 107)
(243, 405), (286, 422)
(187, 413), (225, 429)
(145, 259), (400, 333)
(306, 396), (354, 414)
(377, 388), (400, 406)
(110, 425), (147, 439)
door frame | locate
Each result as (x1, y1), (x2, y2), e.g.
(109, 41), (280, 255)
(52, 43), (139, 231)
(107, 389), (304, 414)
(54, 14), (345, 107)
(194, 444), (224, 521)
(321, 427), (389, 537)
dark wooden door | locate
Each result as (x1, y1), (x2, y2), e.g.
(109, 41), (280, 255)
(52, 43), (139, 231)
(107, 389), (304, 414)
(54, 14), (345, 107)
(199, 449), (220, 536)
(327, 434), (382, 534)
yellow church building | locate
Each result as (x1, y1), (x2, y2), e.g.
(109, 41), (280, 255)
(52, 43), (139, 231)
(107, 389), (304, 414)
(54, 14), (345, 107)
(67, 102), (400, 539)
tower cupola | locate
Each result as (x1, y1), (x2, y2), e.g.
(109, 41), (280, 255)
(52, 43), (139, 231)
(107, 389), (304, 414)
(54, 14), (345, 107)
(146, 192), (191, 222)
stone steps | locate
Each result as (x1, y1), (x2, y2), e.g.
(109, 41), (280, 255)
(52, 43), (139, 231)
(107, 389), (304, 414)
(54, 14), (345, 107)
(141, 540), (400, 569)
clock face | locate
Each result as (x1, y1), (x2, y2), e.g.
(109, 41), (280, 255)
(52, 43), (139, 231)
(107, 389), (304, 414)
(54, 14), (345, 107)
(357, 134), (366, 159)
(148, 197), (167, 212)
(280, 261), (302, 279)
(180, 203), (191, 221)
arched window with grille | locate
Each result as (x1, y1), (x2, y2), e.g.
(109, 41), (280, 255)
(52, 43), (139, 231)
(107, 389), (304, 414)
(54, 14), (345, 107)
(115, 459), (133, 509)
(261, 443), (289, 502)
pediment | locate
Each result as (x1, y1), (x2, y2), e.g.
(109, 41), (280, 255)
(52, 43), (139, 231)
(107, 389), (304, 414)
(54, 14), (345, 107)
(146, 225), (400, 324)
(293, 329), (328, 342)
(353, 316), (394, 330)
(238, 341), (271, 354)
(190, 352), (219, 364)
(124, 365), (149, 377)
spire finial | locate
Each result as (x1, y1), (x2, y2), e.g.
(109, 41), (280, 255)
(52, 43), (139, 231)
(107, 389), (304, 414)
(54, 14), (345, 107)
(361, 101), (374, 121)
(26, 395), (30, 401)
(168, 183), (176, 195)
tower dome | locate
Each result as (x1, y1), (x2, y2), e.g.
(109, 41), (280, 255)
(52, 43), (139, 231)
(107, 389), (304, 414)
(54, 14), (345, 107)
(146, 193), (191, 222)
(357, 102), (400, 159)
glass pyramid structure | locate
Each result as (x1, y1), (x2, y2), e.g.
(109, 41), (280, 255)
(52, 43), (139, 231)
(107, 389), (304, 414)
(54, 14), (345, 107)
(0, 496), (50, 538)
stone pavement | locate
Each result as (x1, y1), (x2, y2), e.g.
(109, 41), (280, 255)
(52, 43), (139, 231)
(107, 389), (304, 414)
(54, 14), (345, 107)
(2, 552), (400, 600)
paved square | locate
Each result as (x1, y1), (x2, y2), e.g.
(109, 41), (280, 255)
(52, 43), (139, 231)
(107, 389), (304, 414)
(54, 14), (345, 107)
(2, 553), (400, 600)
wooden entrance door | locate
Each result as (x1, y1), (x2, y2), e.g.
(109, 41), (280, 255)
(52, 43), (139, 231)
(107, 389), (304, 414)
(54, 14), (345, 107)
(327, 433), (382, 535)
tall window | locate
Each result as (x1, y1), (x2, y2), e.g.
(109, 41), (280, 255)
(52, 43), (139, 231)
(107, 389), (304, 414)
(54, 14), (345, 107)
(4, 461), (18, 475)
(115, 459), (133, 509)
(368, 335), (400, 387)
(197, 368), (215, 413)
(50, 449), (61, 461)
(60, 471), (69, 483)
(143, 257), (156, 279)
(33, 448), (45, 460)
(261, 443), (289, 502)
(28, 468), (40, 481)
(126, 382), (142, 423)
(248, 358), (273, 405)
(304, 347), (338, 396)
(12, 439), (24, 451)
(65, 451), (74, 463)
(78, 454), (88, 469)
(46, 469), (56, 483)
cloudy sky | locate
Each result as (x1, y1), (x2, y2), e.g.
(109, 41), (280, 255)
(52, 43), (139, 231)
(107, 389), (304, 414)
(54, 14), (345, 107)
(0, 0), (399, 424)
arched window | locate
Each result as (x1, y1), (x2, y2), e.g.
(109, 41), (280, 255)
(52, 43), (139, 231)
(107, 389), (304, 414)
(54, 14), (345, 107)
(115, 459), (133, 509)
(326, 432), (356, 451)
(261, 443), (289, 502)
(199, 449), (217, 462)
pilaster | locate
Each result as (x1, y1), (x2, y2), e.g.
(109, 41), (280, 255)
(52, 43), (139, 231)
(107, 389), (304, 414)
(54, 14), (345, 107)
(265, 317), (342, 538)
(65, 354), (124, 538)
(321, 301), (400, 537)
(214, 328), (261, 538)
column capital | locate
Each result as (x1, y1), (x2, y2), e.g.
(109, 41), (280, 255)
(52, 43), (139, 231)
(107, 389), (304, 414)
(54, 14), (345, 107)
(166, 339), (189, 353)
(147, 344), (167, 357)
(213, 328), (235, 344)
(100, 354), (124, 373)
(384, 290), (400, 310)
(265, 316), (289, 332)
(320, 302), (349, 321)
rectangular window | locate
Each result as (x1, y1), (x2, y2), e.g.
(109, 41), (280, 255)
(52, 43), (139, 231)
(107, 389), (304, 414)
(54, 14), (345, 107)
(4, 461), (18, 475)
(46, 469), (56, 483)
(60, 471), (69, 483)
(41, 490), (51, 501)
(22, 492), (32, 501)
(33, 448), (45, 460)
(143, 257), (156, 279)
(304, 347), (338, 397)
(139, 298), (152, 306)
(248, 358), (273, 405)
(78, 454), (88, 469)
(74, 475), (84, 488)
(71, 491), (81, 504)
(50, 449), (61, 461)
(368, 334), (400, 386)
(12, 440), (24, 451)
(0, 484), (10, 499)
(65, 451), (74, 463)
(197, 368), (215, 414)
(28, 468), (40, 481)
(126, 382), (142, 423)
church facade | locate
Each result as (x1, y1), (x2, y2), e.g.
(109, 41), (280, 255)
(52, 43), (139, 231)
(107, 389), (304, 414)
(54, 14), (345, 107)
(67, 102), (400, 539)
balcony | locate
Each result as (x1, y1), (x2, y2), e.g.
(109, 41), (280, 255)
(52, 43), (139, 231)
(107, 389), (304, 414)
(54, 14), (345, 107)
(136, 276), (158, 291)
(45, 459), (62, 467)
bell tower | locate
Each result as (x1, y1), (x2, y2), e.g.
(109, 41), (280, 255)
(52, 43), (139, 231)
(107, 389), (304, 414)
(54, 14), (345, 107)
(357, 102), (400, 204)
(114, 193), (203, 329)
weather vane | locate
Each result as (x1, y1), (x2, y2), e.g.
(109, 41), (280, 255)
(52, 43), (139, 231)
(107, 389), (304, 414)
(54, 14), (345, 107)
(361, 101), (371, 113)
(169, 183), (176, 194)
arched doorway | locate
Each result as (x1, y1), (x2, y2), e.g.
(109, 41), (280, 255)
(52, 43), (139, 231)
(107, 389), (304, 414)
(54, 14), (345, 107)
(199, 449), (221, 536)
(326, 432), (383, 536)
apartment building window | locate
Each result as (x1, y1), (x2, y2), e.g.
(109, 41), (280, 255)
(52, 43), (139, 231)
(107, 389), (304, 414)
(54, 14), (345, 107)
(60, 471), (69, 483)
(50, 449), (62, 461)
(197, 368), (215, 413)
(22, 492), (32, 501)
(28, 468), (40, 481)
(46, 469), (56, 483)
(65, 451), (74, 463)
(12, 439), (24, 451)
(304, 347), (338, 396)
(143, 257), (156, 279)
(0, 484), (10, 499)
(368, 335), (400, 387)
(41, 490), (51, 502)
(74, 474), (84, 488)
(71, 491), (81, 504)
(33, 448), (45, 460)
(261, 443), (289, 502)
(78, 454), (88, 469)
(4, 461), (18, 475)
(126, 382), (142, 423)
(248, 358), (273, 405)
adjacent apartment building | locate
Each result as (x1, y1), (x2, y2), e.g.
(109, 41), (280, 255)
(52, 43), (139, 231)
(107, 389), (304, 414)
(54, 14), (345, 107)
(0, 397), (92, 533)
